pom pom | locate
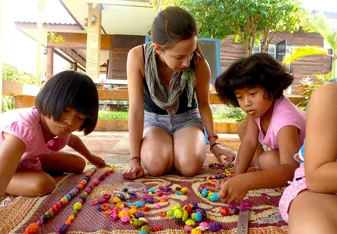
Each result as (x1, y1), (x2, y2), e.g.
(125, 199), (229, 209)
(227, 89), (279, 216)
(208, 222), (222, 232)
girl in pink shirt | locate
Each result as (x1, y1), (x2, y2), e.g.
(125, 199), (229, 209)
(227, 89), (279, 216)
(214, 53), (306, 203)
(0, 70), (105, 198)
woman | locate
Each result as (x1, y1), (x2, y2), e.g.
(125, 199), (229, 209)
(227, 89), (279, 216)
(122, 6), (234, 179)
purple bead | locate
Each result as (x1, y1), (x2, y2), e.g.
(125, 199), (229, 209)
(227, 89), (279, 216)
(208, 222), (222, 232)
(57, 223), (69, 234)
(135, 211), (144, 218)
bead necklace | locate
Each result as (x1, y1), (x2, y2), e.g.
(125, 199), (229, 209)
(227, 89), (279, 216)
(24, 167), (98, 234)
(24, 165), (114, 234)
(56, 165), (114, 234)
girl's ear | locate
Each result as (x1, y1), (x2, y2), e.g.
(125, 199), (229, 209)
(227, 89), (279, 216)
(153, 43), (162, 55)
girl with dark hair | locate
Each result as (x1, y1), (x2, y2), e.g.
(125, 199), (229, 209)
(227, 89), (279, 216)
(214, 53), (306, 203)
(122, 6), (235, 179)
(0, 70), (104, 198)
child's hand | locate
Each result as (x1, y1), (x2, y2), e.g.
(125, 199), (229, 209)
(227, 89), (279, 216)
(217, 175), (249, 204)
(87, 154), (106, 167)
(212, 144), (236, 166)
(122, 162), (144, 180)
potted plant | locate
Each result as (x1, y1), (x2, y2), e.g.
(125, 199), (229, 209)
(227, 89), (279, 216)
(298, 77), (313, 95)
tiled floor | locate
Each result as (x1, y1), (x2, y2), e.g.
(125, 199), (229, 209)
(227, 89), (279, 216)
(65, 131), (240, 165)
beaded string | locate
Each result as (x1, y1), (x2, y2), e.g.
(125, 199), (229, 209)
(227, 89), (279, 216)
(24, 166), (99, 234)
(56, 165), (114, 234)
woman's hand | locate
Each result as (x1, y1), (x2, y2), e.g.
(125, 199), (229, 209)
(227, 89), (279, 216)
(122, 160), (144, 179)
(87, 154), (106, 167)
(211, 144), (236, 166)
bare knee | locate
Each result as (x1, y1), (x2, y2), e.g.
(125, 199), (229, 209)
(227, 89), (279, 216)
(143, 153), (173, 176)
(258, 150), (280, 169)
(29, 174), (56, 196)
(72, 157), (86, 173)
(176, 153), (204, 177)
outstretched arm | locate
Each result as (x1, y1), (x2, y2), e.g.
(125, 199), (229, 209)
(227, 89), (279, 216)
(195, 59), (235, 164)
(67, 134), (105, 166)
(0, 133), (26, 198)
(122, 45), (145, 179)
(219, 122), (300, 203)
(233, 116), (259, 175)
(305, 82), (337, 193)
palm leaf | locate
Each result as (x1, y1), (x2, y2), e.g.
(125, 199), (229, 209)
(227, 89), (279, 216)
(301, 12), (336, 49)
(283, 46), (328, 63)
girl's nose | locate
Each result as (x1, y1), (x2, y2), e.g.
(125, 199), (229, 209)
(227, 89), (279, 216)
(64, 115), (75, 126)
(244, 97), (251, 106)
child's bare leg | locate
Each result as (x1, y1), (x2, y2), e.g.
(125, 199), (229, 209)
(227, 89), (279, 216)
(6, 169), (56, 196)
(140, 127), (174, 176)
(289, 191), (337, 234)
(257, 149), (280, 170)
(40, 152), (86, 173)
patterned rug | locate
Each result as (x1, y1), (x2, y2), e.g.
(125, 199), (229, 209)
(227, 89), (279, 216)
(0, 163), (288, 234)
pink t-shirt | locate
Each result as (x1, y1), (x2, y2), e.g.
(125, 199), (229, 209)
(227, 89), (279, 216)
(0, 107), (71, 163)
(254, 97), (306, 150)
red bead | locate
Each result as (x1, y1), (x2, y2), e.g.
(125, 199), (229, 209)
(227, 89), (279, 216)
(220, 206), (230, 216)
(143, 206), (151, 211)
(184, 204), (192, 213)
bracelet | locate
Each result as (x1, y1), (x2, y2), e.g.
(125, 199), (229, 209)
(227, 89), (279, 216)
(210, 142), (220, 152)
(208, 134), (219, 141)
(130, 156), (140, 161)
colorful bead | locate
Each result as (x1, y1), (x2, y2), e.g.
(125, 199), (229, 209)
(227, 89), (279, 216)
(220, 206), (230, 216)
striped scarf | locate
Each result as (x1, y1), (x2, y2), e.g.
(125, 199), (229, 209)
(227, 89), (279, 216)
(144, 41), (195, 117)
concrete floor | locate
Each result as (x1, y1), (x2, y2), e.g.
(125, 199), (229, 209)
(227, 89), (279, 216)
(64, 131), (240, 165)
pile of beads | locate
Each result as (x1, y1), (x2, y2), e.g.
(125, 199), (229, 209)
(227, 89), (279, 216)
(198, 186), (219, 202)
(24, 166), (99, 234)
(207, 163), (233, 181)
(56, 165), (115, 234)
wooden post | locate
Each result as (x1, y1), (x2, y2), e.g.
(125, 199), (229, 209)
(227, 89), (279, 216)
(86, 3), (102, 79)
(46, 47), (54, 81)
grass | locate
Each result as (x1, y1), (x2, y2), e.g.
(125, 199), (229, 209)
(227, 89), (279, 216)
(98, 111), (128, 120)
(99, 108), (245, 123)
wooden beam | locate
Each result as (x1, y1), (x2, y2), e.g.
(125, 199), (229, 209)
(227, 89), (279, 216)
(2, 80), (40, 97)
(47, 32), (111, 49)
(98, 89), (129, 100)
(2, 80), (305, 108)
(14, 96), (35, 108)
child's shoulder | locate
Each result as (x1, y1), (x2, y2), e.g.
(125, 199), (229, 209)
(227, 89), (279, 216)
(275, 97), (303, 114)
(0, 108), (40, 128)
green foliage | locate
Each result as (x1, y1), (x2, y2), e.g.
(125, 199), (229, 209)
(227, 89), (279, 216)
(1, 63), (37, 112)
(2, 63), (38, 85)
(283, 46), (327, 63)
(299, 73), (333, 106)
(98, 111), (128, 120)
(283, 12), (337, 77)
(171, 0), (305, 56)
(213, 105), (247, 123)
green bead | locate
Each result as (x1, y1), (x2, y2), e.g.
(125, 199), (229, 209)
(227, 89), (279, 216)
(74, 202), (82, 211)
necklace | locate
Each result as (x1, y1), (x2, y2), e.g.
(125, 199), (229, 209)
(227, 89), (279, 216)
(24, 165), (114, 234)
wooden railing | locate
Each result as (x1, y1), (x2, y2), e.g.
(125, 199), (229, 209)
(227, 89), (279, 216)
(2, 80), (305, 108)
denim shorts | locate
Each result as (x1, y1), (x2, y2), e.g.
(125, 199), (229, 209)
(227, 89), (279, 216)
(144, 109), (204, 135)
